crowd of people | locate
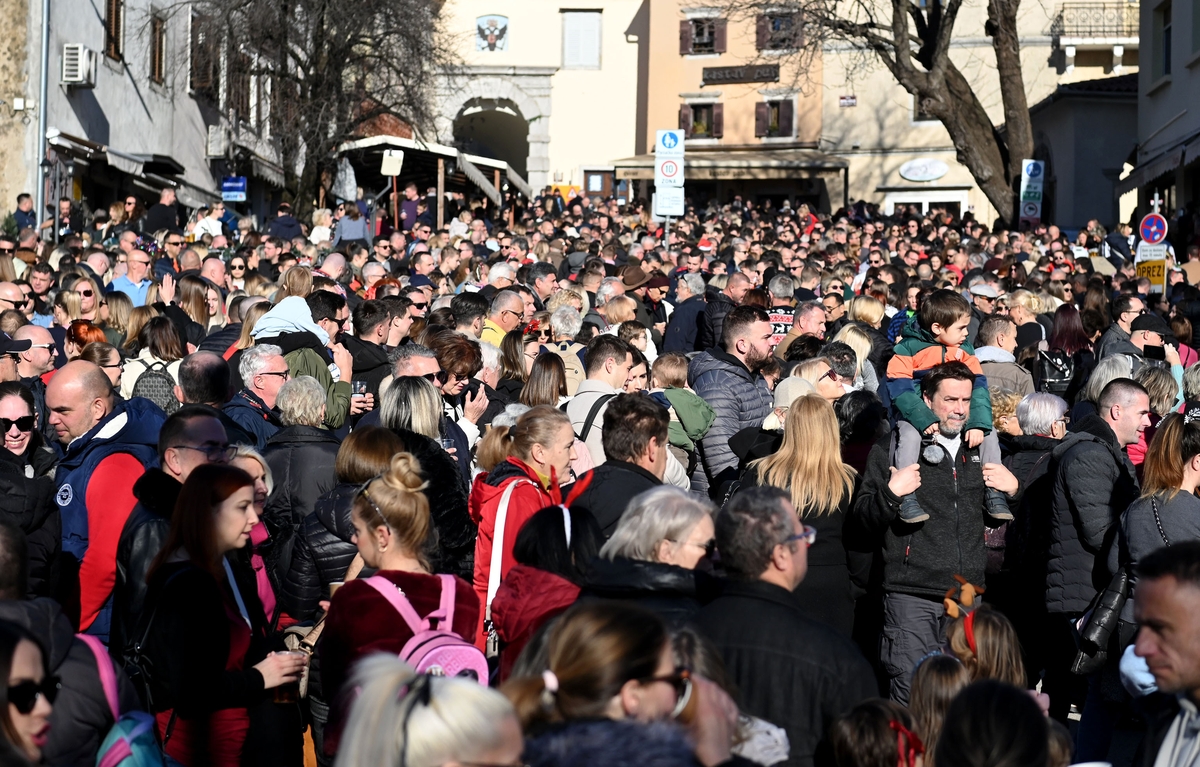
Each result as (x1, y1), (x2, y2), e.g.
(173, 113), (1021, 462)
(3, 185), (1200, 767)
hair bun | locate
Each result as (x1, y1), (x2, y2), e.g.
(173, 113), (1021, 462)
(383, 452), (429, 494)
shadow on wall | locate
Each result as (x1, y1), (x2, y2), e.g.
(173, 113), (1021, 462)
(67, 87), (110, 145)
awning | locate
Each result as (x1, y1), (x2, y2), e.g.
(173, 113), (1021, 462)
(613, 148), (848, 181)
(252, 157), (285, 187)
(104, 148), (185, 177)
(505, 165), (534, 199)
(1114, 140), (1196, 197)
(458, 151), (502, 206)
(336, 134), (514, 206)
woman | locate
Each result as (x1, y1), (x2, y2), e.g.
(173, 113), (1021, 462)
(331, 204), (369, 250)
(491, 506), (603, 681)
(120, 316), (184, 402)
(140, 464), (306, 766)
(503, 601), (739, 767)
(1007, 290), (1045, 349)
(742, 394), (861, 635)
(226, 301), (271, 392)
(832, 323), (880, 393)
(335, 655), (523, 767)
(581, 486), (715, 628)
(1043, 303), (1095, 403)
(73, 276), (103, 323)
(521, 353), (569, 407)
(0, 621), (55, 766)
(834, 390), (889, 474)
(51, 290), (81, 332)
(101, 291), (133, 348)
(846, 294), (893, 377)
(378, 377), (476, 580)
(1130, 364), (1181, 470)
(0, 383), (58, 598)
(204, 280), (227, 332)
(318, 453), (480, 757)
(177, 275), (213, 344)
(80, 342), (123, 390)
(793, 357), (844, 403)
(497, 331), (531, 401)
(229, 448), (278, 627)
(63, 321), (107, 362)
(625, 348), (649, 393)
(122, 305), (158, 356)
(470, 405), (576, 646)
(228, 256), (249, 292)
(263, 376), (340, 529)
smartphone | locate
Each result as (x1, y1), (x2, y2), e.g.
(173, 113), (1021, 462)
(351, 380), (367, 397)
(1145, 345), (1167, 361)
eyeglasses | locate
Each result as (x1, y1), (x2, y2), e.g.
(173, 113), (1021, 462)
(641, 667), (693, 718)
(0, 415), (36, 432)
(671, 537), (717, 558)
(171, 443), (236, 462)
(258, 370), (291, 380)
(409, 302), (428, 310)
(231, 264), (246, 272)
(9, 677), (60, 714)
(501, 309), (522, 322)
(781, 525), (818, 547)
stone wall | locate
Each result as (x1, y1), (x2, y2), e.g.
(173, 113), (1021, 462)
(0, 0), (31, 224)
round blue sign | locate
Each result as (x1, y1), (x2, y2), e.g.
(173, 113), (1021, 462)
(1025, 162), (1042, 177)
(661, 133), (679, 150)
(1140, 213), (1168, 245)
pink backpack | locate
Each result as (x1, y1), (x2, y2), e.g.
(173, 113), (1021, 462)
(364, 574), (489, 685)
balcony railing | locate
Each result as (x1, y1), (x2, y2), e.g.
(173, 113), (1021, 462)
(1051, 2), (1139, 38)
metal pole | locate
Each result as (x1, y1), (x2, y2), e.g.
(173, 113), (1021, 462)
(391, 177), (399, 232)
(437, 158), (445, 229)
(35, 0), (51, 229)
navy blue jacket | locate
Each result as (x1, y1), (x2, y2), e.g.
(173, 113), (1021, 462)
(662, 295), (706, 353)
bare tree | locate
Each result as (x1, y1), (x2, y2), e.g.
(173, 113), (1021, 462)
(725, 0), (1033, 223)
(186, 0), (459, 215)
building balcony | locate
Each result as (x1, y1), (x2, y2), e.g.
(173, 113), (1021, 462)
(1052, 2), (1139, 44)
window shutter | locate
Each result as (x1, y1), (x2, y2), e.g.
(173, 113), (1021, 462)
(679, 104), (693, 137)
(713, 19), (728, 53)
(679, 20), (693, 55)
(779, 99), (794, 137)
(754, 102), (769, 137)
(712, 103), (724, 138)
(756, 15), (769, 50)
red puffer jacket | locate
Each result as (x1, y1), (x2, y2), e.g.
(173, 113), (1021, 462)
(490, 564), (580, 681)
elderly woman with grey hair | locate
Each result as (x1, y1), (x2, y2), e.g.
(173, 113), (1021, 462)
(1069, 352), (1133, 423)
(263, 375), (341, 527)
(578, 486), (716, 628)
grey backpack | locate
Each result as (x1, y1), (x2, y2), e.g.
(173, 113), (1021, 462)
(131, 361), (179, 414)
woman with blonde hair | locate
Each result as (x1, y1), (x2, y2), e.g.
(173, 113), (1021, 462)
(847, 295), (886, 329)
(101, 290), (133, 347)
(793, 357), (845, 403)
(1007, 289), (1045, 345)
(832, 323), (879, 393)
(51, 290), (82, 330)
(741, 394), (859, 635)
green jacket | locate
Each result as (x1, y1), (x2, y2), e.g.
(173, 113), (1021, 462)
(285, 347), (352, 429)
(658, 387), (717, 451)
(885, 321), (992, 434)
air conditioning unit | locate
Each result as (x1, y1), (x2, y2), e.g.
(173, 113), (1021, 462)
(61, 44), (95, 87)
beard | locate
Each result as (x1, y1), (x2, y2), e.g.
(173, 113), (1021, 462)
(937, 415), (967, 437)
(745, 346), (771, 373)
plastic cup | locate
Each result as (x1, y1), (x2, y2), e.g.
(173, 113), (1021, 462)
(272, 650), (308, 703)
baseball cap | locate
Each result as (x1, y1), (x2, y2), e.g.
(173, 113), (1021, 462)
(0, 334), (31, 355)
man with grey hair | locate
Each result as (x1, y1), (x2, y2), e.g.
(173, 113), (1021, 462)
(584, 277), (625, 333)
(482, 262), (516, 301)
(699, 486), (876, 767)
(224, 343), (287, 449)
(664, 271), (707, 353)
(775, 300), (826, 358)
(1016, 392), (1068, 438)
(110, 248), (154, 306)
(468, 340), (509, 427)
(767, 274), (796, 348)
(481, 289), (524, 347)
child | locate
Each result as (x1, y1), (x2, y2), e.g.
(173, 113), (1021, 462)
(830, 699), (924, 767)
(909, 654), (970, 767)
(648, 352), (715, 471)
(886, 289), (1011, 523)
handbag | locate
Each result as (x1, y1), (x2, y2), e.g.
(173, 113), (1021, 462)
(1070, 567), (1130, 675)
(282, 553), (364, 698)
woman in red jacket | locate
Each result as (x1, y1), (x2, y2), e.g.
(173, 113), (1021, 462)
(469, 405), (577, 647)
(318, 452), (478, 757)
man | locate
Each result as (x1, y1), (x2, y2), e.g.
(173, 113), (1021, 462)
(699, 487), (876, 767)
(47, 361), (164, 639)
(266, 202), (303, 240)
(663, 272), (706, 353)
(775, 301), (827, 359)
(372, 235), (393, 264)
(142, 187), (179, 233)
(527, 261), (559, 311)
(698, 272), (751, 352)
(399, 182), (420, 230)
(13, 194), (36, 231)
(1043, 377), (1149, 721)
(451, 292), (489, 339)
(689, 306), (775, 495)
(570, 394), (670, 536)
(975, 315), (1035, 396)
(1120, 312), (1177, 361)
(0, 332), (30, 384)
(410, 251), (436, 284)
(822, 291), (847, 332)
(109, 407), (232, 661)
(0, 282), (31, 322)
(108, 249), (153, 306)
(199, 295), (265, 356)
(224, 344), (288, 450)
(1095, 294), (1146, 360)
(965, 283), (999, 345)
(174, 351), (255, 446)
(480, 289), (524, 346)
(14, 325), (57, 444)
(852, 362), (1019, 702)
(793, 264), (822, 302)
(200, 255), (228, 291)
(342, 300), (393, 402)
(567, 336), (634, 468)
(766, 275), (797, 348)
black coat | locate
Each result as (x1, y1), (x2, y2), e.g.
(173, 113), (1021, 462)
(0, 598), (140, 767)
(197, 323), (242, 355)
(280, 483), (359, 622)
(1000, 433), (1060, 577)
(578, 558), (704, 628)
(393, 428), (475, 580)
(264, 425), (340, 528)
(0, 445), (59, 598)
(570, 461), (663, 538)
(110, 469), (179, 664)
(698, 580), (877, 767)
(698, 292), (737, 352)
(1047, 414), (1138, 614)
(341, 335), (390, 402)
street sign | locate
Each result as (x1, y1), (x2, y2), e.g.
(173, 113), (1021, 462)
(655, 157), (683, 189)
(380, 150), (404, 177)
(1018, 160), (1043, 227)
(221, 176), (247, 202)
(1136, 257), (1168, 293)
(657, 130), (685, 158)
(654, 187), (685, 217)
(1140, 212), (1168, 245)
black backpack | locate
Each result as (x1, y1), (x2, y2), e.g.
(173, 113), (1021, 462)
(1037, 349), (1075, 396)
(131, 361), (180, 414)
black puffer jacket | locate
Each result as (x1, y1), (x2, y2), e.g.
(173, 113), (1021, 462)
(0, 445), (59, 598)
(1000, 433), (1060, 575)
(1047, 414), (1139, 614)
(397, 428), (475, 580)
(264, 425), (340, 528)
(0, 598), (139, 766)
(697, 291), (737, 352)
(578, 558), (705, 628)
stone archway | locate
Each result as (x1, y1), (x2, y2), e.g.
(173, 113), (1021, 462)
(436, 66), (556, 189)
(453, 98), (530, 177)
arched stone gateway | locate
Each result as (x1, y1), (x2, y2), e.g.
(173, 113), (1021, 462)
(436, 66), (556, 189)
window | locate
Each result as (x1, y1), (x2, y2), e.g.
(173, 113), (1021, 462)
(105, 0), (124, 60)
(563, 11), (602, 69)
(190, 13), (219, 99)
(679, 103), (723, 139)
(679, 18), (727, 55)
(229, 50), (252, 124)
(755, 99), (794, 138)
(1154, 0), (1173, 78)
(756, 14), (801, 50)
(150, 15), (166, 84)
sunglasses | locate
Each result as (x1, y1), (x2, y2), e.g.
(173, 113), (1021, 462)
(641, 668), (693, 718)
(0, 416), (35, 432)
(80, 290), (94, 298)
(166, 240), (184, 247)
(0, 247), (13, 254)
(231, 264), (246, 271)
(9, 677), (60, 714)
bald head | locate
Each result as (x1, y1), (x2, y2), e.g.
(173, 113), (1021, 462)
(13, 325), (55, 377)
(0, 283), (23, 309)
(321, 253), (346, 281)
(179, 249), (202, 272)
(45, 361), (115, 444)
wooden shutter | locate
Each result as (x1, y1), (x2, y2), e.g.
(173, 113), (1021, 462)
(754, 102), (769, 137)
(713, 19), (728, 53)
(679, 104), (693, 137)
(756, 15), (770, 50)
(679, 20), (693, 55)
(712, 103), (724, 138)
(778, 99), (794, 137)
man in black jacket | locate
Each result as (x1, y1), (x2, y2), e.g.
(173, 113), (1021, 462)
(341, 299), (392, 403)
(851, 362), (1019, 703)
(699, 487), (876, 767)
(109, 407), (232, 665)
(570, 393), (669, 537)
(697, 272), (750, 352)
(265, 202), (304, 241)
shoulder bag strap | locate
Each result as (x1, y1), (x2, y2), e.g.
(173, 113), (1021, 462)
(363, 575), (426, 634)
(1152, 497), (1172, 547)
(77, 633), (120, 721)
(435, 574), (456, 630)
(579, 393), (616, 442)
(486, 479), (533, 620)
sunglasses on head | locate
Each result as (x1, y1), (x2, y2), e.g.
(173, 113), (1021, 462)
(9, 677), (59, 714)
